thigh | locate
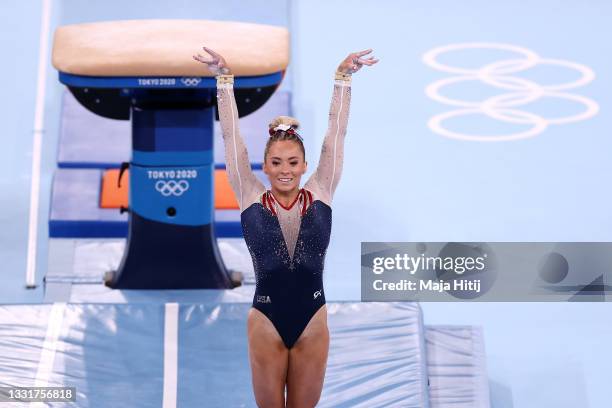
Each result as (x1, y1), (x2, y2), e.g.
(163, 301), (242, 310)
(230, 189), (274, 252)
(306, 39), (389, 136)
(286, 305), (330, 408)
(247, 308), (289, 408)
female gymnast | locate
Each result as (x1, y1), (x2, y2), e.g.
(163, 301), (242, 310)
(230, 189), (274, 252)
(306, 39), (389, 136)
(194, 46), (377, 408)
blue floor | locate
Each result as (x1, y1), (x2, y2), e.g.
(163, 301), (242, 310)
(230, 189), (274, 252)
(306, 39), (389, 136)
(2, 0), (612, 406)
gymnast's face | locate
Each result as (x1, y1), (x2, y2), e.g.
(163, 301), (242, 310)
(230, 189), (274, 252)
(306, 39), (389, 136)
(263, 140), (307, 194)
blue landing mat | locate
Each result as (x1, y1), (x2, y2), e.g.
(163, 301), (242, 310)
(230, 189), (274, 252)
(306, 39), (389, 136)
(426, 326), (490, 408)
(0, 303), (431, 407)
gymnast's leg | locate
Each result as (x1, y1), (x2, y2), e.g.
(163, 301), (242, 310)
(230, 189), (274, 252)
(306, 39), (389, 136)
(247, 308), (289, 408)
(285, 305), (329, 408)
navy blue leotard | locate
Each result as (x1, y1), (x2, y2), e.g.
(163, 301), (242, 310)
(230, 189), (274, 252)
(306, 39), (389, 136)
(242, 193), (331, 348)
(216, 73), (351, 349)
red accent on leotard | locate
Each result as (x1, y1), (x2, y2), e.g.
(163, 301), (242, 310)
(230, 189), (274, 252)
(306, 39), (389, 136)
(263, 189), (312, 215)
(271, 191), (301, 211)
(300, 189), (313, 216)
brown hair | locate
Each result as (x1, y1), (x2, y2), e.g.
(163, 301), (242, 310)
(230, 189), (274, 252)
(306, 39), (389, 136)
(265, 116), (305, 161)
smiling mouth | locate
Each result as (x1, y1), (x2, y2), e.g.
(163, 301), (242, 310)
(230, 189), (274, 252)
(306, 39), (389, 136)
(278, 178), (293, 183)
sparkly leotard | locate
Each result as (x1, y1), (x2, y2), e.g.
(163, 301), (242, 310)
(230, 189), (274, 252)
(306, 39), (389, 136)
(217, 75), (351, 348)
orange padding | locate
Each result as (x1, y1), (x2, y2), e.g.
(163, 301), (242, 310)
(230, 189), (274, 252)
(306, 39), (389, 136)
(100, 169), (239, 210)
(100, 169), (128, 209)
(214, 170), (239, 209)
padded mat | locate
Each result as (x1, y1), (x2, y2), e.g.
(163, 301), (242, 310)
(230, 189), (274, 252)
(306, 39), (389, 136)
(0, 302), (430, 407)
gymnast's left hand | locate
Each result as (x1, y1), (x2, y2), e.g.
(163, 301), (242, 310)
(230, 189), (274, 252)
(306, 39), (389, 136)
(337, 49), (379, 74)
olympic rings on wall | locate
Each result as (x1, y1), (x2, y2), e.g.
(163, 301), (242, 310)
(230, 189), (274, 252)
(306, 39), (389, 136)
(423, 43), (599, 142)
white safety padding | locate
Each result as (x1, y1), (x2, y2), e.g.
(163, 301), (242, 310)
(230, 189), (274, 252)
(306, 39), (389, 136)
(52, 20), (289, 76)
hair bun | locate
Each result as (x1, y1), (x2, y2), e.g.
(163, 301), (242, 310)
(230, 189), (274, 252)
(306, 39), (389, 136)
(269, 116), (300, 132)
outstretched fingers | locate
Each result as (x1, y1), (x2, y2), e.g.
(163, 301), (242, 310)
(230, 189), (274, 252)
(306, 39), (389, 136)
(193, 46), (230, 75)
(348, 50), (379, 71)
(354, 49), (373, 57)
(193, 53), (212, 64)
(202, 46), (223, 59)
(356, 56), (379, 66)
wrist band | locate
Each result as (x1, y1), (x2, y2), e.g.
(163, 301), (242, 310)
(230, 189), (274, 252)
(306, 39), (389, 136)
(216, 74), (234, 84)
(334, 71), (352, 82)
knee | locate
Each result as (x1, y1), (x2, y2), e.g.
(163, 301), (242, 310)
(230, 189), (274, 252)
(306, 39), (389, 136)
(286, 391), (321, 408)
(255, 394), (285, 408)
(286, 395), (321, 408)
(253, 382), (285, 408)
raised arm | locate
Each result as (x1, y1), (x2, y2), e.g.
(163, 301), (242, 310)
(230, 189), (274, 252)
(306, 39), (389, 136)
(194, 47), (264, 211)
(306, 50), (378, 205)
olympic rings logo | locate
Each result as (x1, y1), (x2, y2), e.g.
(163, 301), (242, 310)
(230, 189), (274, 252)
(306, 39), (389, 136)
(423, 43), (599, 142)
(155, 180), (190, 196)
(181, 77), (202, 87)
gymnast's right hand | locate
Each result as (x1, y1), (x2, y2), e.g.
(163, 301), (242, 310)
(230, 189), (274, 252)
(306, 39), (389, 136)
(193, 46), (231, 75)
